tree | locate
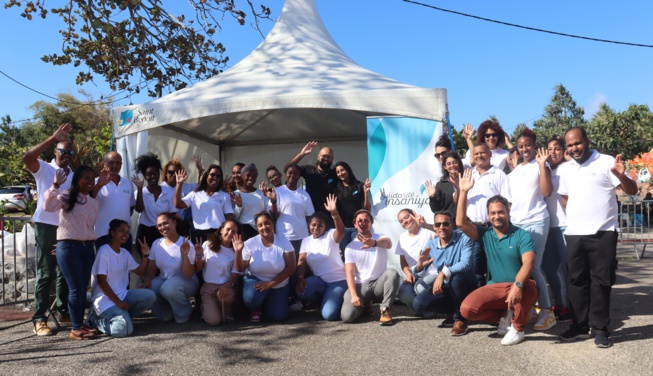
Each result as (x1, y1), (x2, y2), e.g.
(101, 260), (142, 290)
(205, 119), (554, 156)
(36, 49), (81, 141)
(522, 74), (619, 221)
(4, 0), (272, 98)
(587, 104), (653, 160)
(510, 123), (527, 145)
(532, 84), (586, 145)
(450, 126), (468, 155)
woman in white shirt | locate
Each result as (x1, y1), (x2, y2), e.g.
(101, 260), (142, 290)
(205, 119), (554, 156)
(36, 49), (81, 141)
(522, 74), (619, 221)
(395, 209), (435, 311)
(509, 127), (555, 331)
(462, 120), (513, 170)
(229, 164), (269, 241)
(89, 219), (156, 337)
(234, 211), (296, 322)
(195, 219), (242, 325)
(132, 153), (176, 256)
(174, 164), (234, 242)
(296, 194), (347, 321)
(144, 212), (199, 323)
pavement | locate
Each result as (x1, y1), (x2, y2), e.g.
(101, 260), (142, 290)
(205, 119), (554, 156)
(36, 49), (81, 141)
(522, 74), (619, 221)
(1, 245), (651, 376)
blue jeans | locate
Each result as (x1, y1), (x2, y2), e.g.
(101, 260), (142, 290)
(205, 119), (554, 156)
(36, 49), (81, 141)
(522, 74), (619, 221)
(243, 275), (290, 321)
(542, 226), (569, 307)
(338, 227), (358, 254)
(91, 289), (156, 337)
(516, 219), (551, 310)
(56, 240), (95, 330)
(412, 272), (476, 321)
(397, 281), (417, 310)
(150, 275), (199, 323)
(297, 276), (348, 321)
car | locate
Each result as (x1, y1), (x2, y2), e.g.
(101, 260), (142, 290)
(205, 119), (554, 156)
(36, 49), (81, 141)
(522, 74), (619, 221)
(0, 185), (33, 212)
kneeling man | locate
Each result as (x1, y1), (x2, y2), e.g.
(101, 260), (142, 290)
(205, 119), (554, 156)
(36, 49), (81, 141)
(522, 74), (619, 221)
(341, 209), (400, 325)
(457, 170), (538, 345)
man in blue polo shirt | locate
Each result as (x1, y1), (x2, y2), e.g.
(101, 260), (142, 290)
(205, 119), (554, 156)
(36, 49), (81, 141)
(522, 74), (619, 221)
(411, 210), (476, 336)
(456, 169), (538, 346)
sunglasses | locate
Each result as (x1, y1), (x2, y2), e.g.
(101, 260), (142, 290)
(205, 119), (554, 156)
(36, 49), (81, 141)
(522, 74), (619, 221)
(56, 148), (77, 156)
(484, 133), (499, 139)
(434, 221), (451, 228)
(166, 170), (177, 175)
(434, 153), (444, 159)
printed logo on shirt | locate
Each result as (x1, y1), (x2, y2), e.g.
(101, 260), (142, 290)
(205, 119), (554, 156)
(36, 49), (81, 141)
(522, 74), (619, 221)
(122, 189), (131, 194)
(328, 178), (333, 184)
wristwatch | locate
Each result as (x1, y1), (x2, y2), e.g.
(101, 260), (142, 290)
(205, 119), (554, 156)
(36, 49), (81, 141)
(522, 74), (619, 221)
(514, 281), (523, 289)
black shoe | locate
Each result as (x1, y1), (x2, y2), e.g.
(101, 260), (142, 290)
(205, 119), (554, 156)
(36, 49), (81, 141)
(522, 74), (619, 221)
(559, 326), (590, 341)
(594, 334), (612, 348)
(438, 313), (455, 328)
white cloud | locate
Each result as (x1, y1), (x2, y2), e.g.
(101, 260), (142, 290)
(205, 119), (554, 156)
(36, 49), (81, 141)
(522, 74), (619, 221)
(584, 92), (608, 120)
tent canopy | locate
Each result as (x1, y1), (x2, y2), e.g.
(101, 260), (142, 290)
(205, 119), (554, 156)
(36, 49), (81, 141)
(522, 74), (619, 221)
(112, 0), (447, 146)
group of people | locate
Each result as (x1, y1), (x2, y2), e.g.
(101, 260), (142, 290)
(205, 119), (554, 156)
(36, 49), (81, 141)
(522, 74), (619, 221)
(25, 120), (635, 349)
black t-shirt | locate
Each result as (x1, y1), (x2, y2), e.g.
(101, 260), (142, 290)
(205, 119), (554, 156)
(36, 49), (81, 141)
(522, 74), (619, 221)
(300, 164), (336, 216)
(333, 181), (366, 228)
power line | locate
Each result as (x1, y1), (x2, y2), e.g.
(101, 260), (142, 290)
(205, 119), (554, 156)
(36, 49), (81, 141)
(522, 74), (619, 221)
(402, 0), (653, 48)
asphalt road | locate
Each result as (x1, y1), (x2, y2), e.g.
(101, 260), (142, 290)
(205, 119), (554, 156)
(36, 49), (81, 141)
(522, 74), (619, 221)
(1, 246), (651, 376)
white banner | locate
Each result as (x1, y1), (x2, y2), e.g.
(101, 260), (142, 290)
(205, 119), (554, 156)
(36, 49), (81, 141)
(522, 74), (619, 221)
(367, 116), (444, 270)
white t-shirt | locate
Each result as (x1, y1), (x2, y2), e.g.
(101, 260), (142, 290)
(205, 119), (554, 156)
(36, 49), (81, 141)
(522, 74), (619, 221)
(558, 150), (624, 236)
(149, 237), (196, 281)
(273, 185), (315, 240)
(299, 229), (346, 283)
(90, 244), (139, 315)
(344, 233), (388, 284)
(182, 190), (233, 230)
(464, 148), (509, 171)
(233, 189), (270, 229)
(31, 159), (73, 226)
(200, 241), (240, 284)
(95, 177), (136, 238)
(508, 159), (550, 225)
(242, 235), (294, 288)
(466, 166), (512, 223)
(136, 186), (177, 227)
(394, 228), (435, 268)
(545, 162), (569, 228)
(162, 182), (193, 219)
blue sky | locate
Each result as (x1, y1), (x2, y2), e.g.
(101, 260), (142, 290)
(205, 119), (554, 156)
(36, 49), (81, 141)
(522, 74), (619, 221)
(1, 0), (651, 136)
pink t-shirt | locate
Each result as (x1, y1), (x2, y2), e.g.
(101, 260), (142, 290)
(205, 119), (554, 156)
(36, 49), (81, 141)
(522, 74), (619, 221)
(44, 186), (98, 241)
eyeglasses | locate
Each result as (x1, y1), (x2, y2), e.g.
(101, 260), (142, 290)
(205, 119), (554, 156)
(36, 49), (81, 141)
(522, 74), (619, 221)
(434, 221), (451, 228)
(56, 148), (77, 156)
(208, 173), (222, 178)
(434, 153), (443, 159)
(166, 170), (177, 175)
(484, 133), (499, 139)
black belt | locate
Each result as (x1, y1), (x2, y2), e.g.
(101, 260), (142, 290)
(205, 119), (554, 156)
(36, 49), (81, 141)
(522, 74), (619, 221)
(60, 239), (95, 246)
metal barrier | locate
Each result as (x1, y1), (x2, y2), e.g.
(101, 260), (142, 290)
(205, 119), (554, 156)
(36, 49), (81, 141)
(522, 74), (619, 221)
(1, 215), (33, 307)
(619, 200), (652, 259)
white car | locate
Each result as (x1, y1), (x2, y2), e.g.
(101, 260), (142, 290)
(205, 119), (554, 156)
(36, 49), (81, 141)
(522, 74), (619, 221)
(0, 185), (33, 212)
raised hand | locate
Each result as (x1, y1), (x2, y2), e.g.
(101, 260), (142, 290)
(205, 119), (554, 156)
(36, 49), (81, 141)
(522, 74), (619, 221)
(137, 237), (150, 256)
(449, 171), (460, 191)
(364, 178), (371, 194)
(424, 179), (437, 198)
(535, 147), (549, 166)
(462, 123), (475, 140)
(611, 154), (626, 177)
(357, 233), (375, 249)
(131, 175), (144, 189)
(412, 213), (426, 228)
(97, 167), (111, 187)
(324, 193), (338, 214)
(459, 168), (474, 192)
(175, 168), (188, 184)
(417, 247), (432, 270)
(194, 237), (204, 258)
(229, 191), (242, 207)
(180, 237), (191, 258)
(301, 141), (318, 155)
(259, 182), (276, 202)
(53, 123), (73, 142)
(53, 168), (67, 186)
(232, 234), (244, 253)
(191, 155), (204, 172)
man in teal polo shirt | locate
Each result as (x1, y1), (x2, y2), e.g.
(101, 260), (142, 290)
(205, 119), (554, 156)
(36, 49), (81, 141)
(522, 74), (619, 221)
(456, 169), (538, 346)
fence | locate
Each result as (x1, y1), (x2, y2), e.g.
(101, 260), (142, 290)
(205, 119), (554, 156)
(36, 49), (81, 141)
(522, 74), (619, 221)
(1, 215), (33, 307)
(619, 200), (653, 260)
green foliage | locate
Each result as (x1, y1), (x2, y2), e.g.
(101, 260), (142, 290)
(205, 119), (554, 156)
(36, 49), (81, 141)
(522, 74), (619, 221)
(587, 104), (653, 160)
(0, 92), (113, 187)
(532, 84), (586, 145)
(450, 126), (468, 156)
(511, 123), (527, 145)
(4, 0), (272, 98)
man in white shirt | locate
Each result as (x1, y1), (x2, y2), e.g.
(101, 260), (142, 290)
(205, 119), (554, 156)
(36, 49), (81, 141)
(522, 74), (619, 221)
(23, 123), (75, 336)
(93, 151), (136, 249)
(558, 127), (637, 349)
(466, 143), (512, 226)
(341, 209), (400, 325)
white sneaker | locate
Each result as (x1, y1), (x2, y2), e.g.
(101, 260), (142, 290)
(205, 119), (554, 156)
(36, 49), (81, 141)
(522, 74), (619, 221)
(533, 309), (557, 331)
(497, 309), (513, 335)
(288, 301), (304, 313)
(501, 325), (525, 346)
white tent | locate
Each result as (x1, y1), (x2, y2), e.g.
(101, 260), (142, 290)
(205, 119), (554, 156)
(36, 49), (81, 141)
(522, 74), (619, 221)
(111, 0), (447, 178)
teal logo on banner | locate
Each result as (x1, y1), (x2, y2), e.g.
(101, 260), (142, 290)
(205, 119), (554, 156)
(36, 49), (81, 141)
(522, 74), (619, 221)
(119, 109), (134, 126)
(366, 117), (436, 195)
